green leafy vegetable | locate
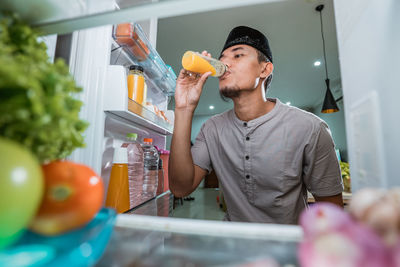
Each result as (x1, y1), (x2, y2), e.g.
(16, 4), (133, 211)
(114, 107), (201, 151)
(0, 13), (88, 163)
(340, 161), (351, 192)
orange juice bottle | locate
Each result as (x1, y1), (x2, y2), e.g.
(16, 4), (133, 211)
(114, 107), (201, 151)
(127, 65), (146, 105)
(105, 147), (130, 213)
(182, 51), (227, 77)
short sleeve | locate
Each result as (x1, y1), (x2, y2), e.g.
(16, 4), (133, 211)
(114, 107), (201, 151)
(303, 122), (343, 197)
(191, 123), (212, 173)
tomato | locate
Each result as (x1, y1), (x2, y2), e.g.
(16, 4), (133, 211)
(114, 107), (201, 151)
(0, 138), (44, 249)
(30, 161), (104, 236)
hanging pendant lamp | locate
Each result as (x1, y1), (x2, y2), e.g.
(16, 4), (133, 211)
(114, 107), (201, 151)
(316, 4), (339, 113)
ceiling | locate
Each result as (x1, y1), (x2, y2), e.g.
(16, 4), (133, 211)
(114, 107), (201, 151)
(156, 0), (342, 116)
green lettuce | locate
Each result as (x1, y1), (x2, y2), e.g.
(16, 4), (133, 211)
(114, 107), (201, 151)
(0, 13), (88, 163)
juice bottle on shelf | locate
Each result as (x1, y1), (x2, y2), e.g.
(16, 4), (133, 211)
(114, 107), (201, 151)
(127, 65), (146, 105)
(181, 51), (227, 77)
(158, 149), (170, 191)
(121, 133), (144, 208)
(157, 157), (164, 195)
(105, 147), (130, 213)
(141, 138), (159, 200)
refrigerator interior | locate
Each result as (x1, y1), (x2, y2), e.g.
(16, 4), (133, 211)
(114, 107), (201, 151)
(62, 19), (173, 209)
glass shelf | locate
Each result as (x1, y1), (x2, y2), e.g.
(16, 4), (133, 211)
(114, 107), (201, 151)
(97, 215), (301, 266)
(0, 0), (275, 35)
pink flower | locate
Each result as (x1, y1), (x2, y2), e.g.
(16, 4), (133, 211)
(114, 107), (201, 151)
(299, 203), (391, 267)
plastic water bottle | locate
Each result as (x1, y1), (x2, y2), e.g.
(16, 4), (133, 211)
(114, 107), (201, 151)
(142, 138), (159, 199)
(121, 133), (144, 208)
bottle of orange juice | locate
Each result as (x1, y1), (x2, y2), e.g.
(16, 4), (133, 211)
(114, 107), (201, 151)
(127, 65), (146, 105)
(182, 51), (227, 77)
(105, 147), (130, 213)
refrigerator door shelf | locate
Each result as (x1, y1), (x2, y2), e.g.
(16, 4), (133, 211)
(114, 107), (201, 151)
(112, 23), (176, 96)
(111, 42), (173, 104)
(104, 65), (173, 135)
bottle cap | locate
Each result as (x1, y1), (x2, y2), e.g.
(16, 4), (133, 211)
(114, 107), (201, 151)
(126, 133), (138, 140)
(113, 147), (128, 164)
(143, 138), (153, 143)
(129, 65), (144, 72)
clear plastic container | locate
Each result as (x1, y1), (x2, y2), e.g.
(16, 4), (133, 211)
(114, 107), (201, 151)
(113, 23), (150, 61)
(121, 133), (144, 209)
(1, 208), (116, 267)
(141, 138), (159, 200)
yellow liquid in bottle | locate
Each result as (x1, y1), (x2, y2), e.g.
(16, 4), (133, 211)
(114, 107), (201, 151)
(105, 163), (130, 213)
(127, 72), (145, 104)
(182, 51), (226, 77)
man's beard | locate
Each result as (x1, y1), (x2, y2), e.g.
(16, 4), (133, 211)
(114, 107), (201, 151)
(219, 86), (241, 99)
(219, 86), (255, 101)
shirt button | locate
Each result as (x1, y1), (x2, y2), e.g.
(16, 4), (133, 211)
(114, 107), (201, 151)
(246, 175), (250, 179)
(243, 122), (247, 127)
(245, 155), (249, 160)
(246, 136), (250, 141)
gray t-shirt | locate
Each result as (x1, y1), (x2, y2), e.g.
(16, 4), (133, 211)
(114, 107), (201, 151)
(191, 98), (343, 224)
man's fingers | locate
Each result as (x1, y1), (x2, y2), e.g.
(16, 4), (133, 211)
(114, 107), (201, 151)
(179, 69), (196, 79)
(199, 71), (212, 84)
(178, 69), (210, 85)
(178, 68), (188, 79)
(201, 50), (212, 59)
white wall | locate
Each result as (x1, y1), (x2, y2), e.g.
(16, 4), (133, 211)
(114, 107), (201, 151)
(334, 0), (400, 190)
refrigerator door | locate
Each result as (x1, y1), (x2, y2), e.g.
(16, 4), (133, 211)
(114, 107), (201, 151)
(61, 20), (171, 208)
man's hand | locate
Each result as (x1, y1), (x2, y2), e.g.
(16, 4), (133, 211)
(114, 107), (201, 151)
(175, 51), (212, 112)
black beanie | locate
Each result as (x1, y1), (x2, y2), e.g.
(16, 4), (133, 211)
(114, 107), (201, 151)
(221, 26), (273, 63)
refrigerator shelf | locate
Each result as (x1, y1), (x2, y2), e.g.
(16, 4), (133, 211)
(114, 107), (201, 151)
(97, 214), (301, 266)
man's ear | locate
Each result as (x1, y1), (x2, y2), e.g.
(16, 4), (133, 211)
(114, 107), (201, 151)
(260, 62), (273, 79)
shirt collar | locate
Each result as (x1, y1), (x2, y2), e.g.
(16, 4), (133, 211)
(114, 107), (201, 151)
(230, 98), (283, 129)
